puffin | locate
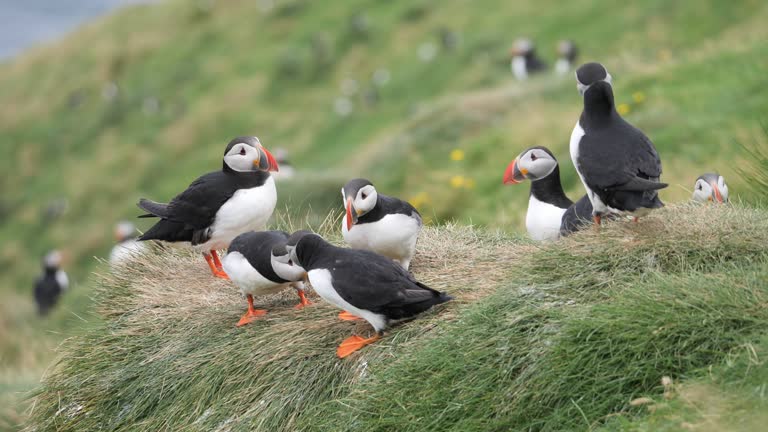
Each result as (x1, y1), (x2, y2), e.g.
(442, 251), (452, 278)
(510, 38), (546, 81)
(222, 230), (310, 326)
(555, 40), (578, 75)
(503, 146), (594, 240)
(272, 231), (452, 358)
(109, 221), (145, 267)
(341, 178), (422, 271)
(692, 173), (729, 203)
(33, 250), (69, 316)
(137, 136), (279, 279)
(270, 148), (296, 181)
(570, 62), (667, 225)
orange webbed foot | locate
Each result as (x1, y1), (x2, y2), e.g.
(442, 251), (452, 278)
(338, 311), (362, 321)
(236, 309), (267, 327)
(294, 290), (311, 309)
(205, 253), (230, 279)
(337, 333), (381, 358)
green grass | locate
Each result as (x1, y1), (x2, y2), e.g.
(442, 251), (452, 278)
(23, 204), (768, 431)
(2, 0), (768, 428)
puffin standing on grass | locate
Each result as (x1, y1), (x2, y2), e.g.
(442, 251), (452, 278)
(222, 231), (310, 326)
(341, 178), (422, 271)
(137, 136), (279, 279)
(692, 173), (729, 203)
(503, 146), (593, 240)
(570, 62), (666, 225)
(554, 40), (578, 75)
(33, 250), (69, 316)
(273, 231), (452, 358)
(510, 38), (546, 81)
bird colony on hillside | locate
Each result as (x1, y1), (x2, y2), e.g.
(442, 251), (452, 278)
(34, 62), (729, 357)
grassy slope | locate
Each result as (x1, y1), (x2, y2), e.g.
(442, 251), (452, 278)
(25, 204), (768, 431)
(2, 0), (768, 428)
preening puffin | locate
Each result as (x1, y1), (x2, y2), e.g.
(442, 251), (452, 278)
(109, 221), (145, 267)
(137, 136), (279, 279)
(33, 250), (69, 316)
(222, 231), (310, 326)
(570, 62), (667, 225)
(341, 178), (422, 270)
(503, 146), (593, 240)
(273, 231), (452, 358)
(692, 173), (729, 203)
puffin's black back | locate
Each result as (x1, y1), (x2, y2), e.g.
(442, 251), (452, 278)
(138, 170), (271, 245)
(34, 271), (62, 316)
(296, 235), (451, 318)
(560, 195), (593, 236)
(358, 194), (421, 225)
(228, 230), (289, 283)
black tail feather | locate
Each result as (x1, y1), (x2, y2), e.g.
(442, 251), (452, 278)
(137, 199), (170, 219)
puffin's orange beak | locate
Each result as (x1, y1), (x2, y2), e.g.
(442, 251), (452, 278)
(263, 147), (279, 172)
(346, 198), (354, 229)
(711, 182), (723, 203)
(503, 159), (525, 185)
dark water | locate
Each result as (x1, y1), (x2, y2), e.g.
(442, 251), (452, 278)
(0, 0), (153, 60)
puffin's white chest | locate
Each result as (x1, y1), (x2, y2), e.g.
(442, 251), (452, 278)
(526, 195), (567, 242)
(222, 251), (290, 297)
(341, 213), (420, 267)
(308, 268), (388, 332)
(511, 56), (527, 80)
(55, 270), (69, 291)
(204, 176), (277, 250)
(555, 58), (571, 75)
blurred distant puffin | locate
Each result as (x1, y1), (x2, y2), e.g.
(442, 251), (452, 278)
(510, 38), (546, 81)
(503, 146), (593, 240)
(273, 231), (452, 358)
(341, 178), (422, 270)
(222, 231), (310, 326)
(34, 250), (69, 316)
(109, 221), (145, 267)
(692, 173), (729, 203)
(555, 40), (578, 75)
(570, 62), (666, 225)
(270, 148), (296, 181)
(137, 136), (279, 279)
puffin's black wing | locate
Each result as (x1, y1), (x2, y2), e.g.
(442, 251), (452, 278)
(228, 231), (289, 283)
(359, 194), (422, 225)
(326, 249), (450, 318)
(34, 275), (61, 315)
(560, 194), (593, 236)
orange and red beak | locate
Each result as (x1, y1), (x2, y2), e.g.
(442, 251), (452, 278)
(503, 159), (527, 185)
(262, 146), (280, 172)
(256, 146), (280, 172)
(711, 182), (724, 203)
(345, 197), (355, 229)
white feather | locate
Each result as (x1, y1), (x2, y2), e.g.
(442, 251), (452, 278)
(526, 195), (567, 241)
(342, 213), (420, 270)
(222, 251), (294, 298)
(511, 56), (527, 80)
(55, 270), (69, 291)
(308, 268), (388, 332)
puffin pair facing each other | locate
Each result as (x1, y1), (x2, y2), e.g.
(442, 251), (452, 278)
(571, 62), (667, 225)
(34, 250), (69, 316)
(503, 146), (594, 240)
(222, 230), (310, 327)
(273, 231), (452, 358)
(341, 178), (422, 271)
(137, 136), (279, 279)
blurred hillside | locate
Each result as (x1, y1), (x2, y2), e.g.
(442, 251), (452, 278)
(1, 0), (767, 428)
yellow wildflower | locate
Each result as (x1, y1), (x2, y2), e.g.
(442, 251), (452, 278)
(617, 103), (631, 116)
(450, 149), (465, 161)
(632, 91), (646, 104)
(450, 175), (465, 189)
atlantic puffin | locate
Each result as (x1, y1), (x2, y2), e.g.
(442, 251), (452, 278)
(503, 146), (593, 240)
(33, 250), (69, 316)
(270, 148), (296, 181)
(692, 173), (729, 203)
(341, 178), (422, 270)
(510, 38), (546, 81)
(137, 136), (279, 278)
(273, 231), (452, 358)
(109, 221), (145, 267)
(555, 40), (578, 75)
(222, 230), (310, 327)
(570, 62), (666, 225)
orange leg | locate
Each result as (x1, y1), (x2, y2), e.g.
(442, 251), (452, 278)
(210, 250), (225, 270)
(237, 294), (267, 327)
(338, 311), (362, 321)
(204, 253), (229, 279)
(294, 290), (311, 309)
(337, 333), (382, 358)
(593, 214), (602, 226)
(633, 217), (639, 223)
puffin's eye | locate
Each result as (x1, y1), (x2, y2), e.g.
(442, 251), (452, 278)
(697, 183), (703, 190)
(361, 192), (368, 200)
(530, 153), (537, 161)
(239, 148), (246, 156)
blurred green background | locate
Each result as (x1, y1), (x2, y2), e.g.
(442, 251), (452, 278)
(1, 0), (767, 428)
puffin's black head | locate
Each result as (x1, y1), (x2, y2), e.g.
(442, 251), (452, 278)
(270, 242), (307, 282)
(575, 62), (612, 95)
(222, 136), (280, 173)
(693, 173), (729, 204)
(341, 178), (378, 230)
(286, 230), (315, 248)
(503, 146), (559, 185)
